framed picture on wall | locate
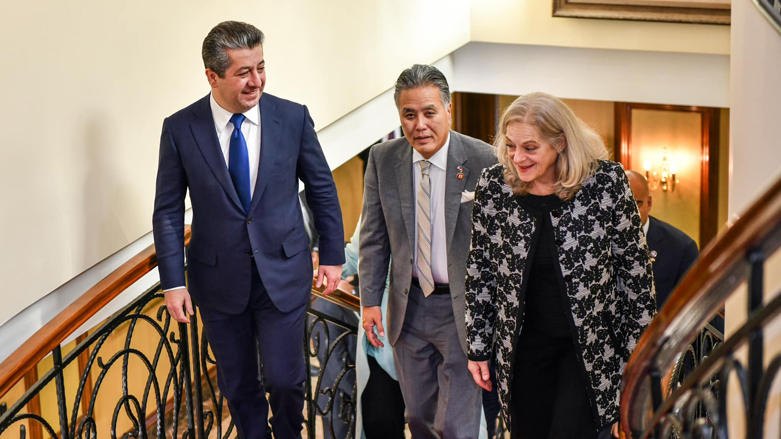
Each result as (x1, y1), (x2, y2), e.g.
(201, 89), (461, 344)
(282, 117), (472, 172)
(552, 0), (731, 25)
(753, 0), (781, 33)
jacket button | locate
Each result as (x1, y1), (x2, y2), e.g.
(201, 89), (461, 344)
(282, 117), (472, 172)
(410, 258), (413, 264)
(551, 210), (561, 218)
(247, 218), (253, 224)
(404, 288), (409, 294)
(245, 250), (252, 256)
(555, 239), (564, 246)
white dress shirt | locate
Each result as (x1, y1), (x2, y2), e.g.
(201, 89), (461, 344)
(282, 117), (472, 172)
(209, 93), (262, 197)
(412, 133), (451, 284)
(642, 218), (650, 236)
(164, 95), (262, 293)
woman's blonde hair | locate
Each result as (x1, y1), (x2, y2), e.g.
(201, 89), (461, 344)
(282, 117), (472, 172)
(495, 92), (608, 200)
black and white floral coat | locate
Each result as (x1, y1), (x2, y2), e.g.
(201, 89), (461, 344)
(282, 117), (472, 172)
(465, 160), (656, 431)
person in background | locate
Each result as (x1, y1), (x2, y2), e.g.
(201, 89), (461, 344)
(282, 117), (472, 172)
(300, 191), (321, 267)
(625, 170), (699, 311)
(359, 64), (497, 438)
(303, 192), (357, 439)
(152, 21), (344, 439)
(465, 92), (656, 439)
(342, 216), (407, 439)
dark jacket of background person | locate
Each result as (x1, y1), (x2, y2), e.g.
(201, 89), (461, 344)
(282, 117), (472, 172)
(647, 216), (699, 310)
(465, 160), (657, 430)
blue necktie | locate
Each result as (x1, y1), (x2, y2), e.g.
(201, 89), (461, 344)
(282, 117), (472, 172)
(229, 114), (251, 213)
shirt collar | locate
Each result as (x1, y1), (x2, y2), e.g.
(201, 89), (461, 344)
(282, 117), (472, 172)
(642, 218), (650, 236)
(209, 92), (260, 135)
(412, 132), (451, 171)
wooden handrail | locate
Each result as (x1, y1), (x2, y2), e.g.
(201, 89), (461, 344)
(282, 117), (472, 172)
(310, 280), (361, 313)
(0, 228), (192, 400)
(621, 175), (781, 435)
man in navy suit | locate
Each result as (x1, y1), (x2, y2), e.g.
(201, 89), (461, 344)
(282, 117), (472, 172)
(626, 170), (698, 310)
(153, 21), (344, 439)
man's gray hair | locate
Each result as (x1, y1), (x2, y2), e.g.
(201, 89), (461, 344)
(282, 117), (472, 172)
(393, 64), (451, 108)
(202, 21), (265, 78)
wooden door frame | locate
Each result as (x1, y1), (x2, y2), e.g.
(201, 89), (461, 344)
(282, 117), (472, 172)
(614, 102), (721, 248)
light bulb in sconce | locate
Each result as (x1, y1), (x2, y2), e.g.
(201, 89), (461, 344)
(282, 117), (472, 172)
(644, 159), (660, 191)
(643, 148), (678, 192)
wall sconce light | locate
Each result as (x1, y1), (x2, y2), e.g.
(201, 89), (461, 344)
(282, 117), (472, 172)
(643, 148), (678, 192)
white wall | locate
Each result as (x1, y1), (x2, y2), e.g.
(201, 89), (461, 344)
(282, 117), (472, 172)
(0, 0), (470, 327)
(728, 3), (781, 215)
(452, 42), (729, 108)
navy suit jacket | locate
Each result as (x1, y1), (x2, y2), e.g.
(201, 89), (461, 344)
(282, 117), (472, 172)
(153, 93), (344, 314)
(646, 216), (699, 310)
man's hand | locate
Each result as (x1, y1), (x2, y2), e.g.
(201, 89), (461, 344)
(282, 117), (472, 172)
(164, 288), (194, 324)
(311, 251), (319, 269)
(316, 265), (342, 295)
(362, 306), (385, 348)
(611, 422), (620, 438)
(468, 360), (492, 391)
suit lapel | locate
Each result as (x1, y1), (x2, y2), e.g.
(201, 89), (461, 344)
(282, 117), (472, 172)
(249, 94), (281, 214)
(444, 133), (469, 254)
(647, 216), (664, 247)
(189, 96), (244, 211)
(394, 141), (416, 253)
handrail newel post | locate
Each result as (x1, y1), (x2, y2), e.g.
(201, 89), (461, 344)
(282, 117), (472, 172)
(747, 248), (765, 430)
(649, 367), (663, 439)
(189, 309), (206, 439)
(179, 321), (196, 438)
(52, 346), (70, 439)
(303, 314), (315, 439)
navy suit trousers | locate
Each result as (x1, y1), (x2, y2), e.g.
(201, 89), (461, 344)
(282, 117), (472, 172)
(199, 263), (307, 439)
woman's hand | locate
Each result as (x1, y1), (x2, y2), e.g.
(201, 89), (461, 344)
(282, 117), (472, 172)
(467, 360), (492, 391)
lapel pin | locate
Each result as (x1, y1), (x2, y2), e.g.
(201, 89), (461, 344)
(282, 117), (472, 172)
(650, 250), (657, 263)
(456, 166), (465, 180)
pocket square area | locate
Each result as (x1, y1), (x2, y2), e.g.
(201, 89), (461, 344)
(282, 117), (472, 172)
(461, 191), (475, 203)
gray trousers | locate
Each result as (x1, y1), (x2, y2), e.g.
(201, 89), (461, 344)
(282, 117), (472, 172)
(393, 283), (482, 439)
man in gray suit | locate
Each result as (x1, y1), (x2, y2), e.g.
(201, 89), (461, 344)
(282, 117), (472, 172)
(359, 64), (497, 438)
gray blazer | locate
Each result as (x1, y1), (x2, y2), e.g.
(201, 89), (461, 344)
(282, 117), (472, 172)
(359, 131), (497, 354)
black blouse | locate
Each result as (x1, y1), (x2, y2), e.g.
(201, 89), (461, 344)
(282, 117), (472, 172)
(516, 193), (570, 337)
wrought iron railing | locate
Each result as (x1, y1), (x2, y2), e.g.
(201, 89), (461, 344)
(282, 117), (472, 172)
(0, 220), (360, 439)
(0, 278), (360, 439)
(621, 175), (781, 439)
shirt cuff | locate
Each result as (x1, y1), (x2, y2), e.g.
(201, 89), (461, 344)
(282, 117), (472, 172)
(163, 286), (186, 292)
(467, 353), (492, 362)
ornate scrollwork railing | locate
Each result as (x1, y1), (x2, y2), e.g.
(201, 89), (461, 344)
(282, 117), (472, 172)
(621, 175), (781, 439)
(0, 281), (360, 439)
(0, 224), (360, 439)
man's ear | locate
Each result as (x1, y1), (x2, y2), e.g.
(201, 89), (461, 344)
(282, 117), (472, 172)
(647, 195), (653, 212)
(205, 69), (219, 88)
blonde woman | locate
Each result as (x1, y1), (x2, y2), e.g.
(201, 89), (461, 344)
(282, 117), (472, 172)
(464, 92), (656, 439)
